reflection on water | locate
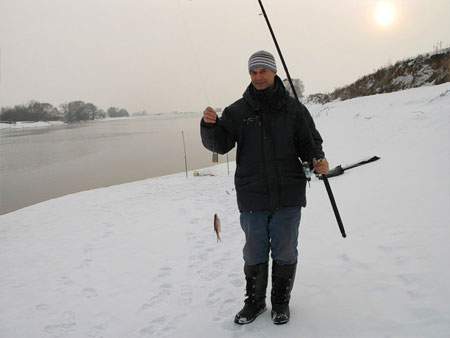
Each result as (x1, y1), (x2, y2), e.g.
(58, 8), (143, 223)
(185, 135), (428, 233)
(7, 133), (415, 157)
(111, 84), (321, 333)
(0, 115), (235, 215)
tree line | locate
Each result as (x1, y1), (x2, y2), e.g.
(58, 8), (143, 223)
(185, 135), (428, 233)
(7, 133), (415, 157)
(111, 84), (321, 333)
(0, 100), (130, 123)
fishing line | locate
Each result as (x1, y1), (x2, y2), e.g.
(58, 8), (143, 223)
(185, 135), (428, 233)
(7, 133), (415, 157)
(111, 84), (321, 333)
(176, 0), (217, 157)
(176, 0), (211, 105)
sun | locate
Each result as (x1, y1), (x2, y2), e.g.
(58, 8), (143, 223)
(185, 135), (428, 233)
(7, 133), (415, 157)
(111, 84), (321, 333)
(375, 2), (395, 27)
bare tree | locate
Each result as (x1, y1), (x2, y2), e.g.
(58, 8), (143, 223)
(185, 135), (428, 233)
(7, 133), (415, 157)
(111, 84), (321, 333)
(283, 78), (305, 99)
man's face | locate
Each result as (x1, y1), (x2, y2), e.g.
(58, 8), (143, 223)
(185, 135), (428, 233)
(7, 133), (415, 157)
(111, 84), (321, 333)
(250, 67), (276, 91)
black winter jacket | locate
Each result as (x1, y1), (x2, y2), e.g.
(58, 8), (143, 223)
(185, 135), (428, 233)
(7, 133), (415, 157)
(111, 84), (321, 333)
(200, 76), (324, 212)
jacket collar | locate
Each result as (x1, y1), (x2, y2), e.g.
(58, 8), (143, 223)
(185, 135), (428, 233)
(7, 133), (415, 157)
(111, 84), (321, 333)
(243, 75), (288, 112)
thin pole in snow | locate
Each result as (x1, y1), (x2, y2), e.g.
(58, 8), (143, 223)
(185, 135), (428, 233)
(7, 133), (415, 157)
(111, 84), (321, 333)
(181, 130), (188, 178)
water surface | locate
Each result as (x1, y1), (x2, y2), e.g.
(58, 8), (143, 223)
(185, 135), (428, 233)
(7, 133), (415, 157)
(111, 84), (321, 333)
(0, 115), (235, 215)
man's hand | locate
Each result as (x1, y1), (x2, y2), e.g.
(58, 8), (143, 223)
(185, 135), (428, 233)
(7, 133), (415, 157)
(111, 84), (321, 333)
(313, 157), (329, 175)
(203, 106), (217, 124)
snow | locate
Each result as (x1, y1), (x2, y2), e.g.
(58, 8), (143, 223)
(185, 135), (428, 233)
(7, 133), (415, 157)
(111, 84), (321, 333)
(0, 114), (201, 130)
(392, 74), (414, 87)
(1, 83), (450, 337)
(0, 121), (66, 130)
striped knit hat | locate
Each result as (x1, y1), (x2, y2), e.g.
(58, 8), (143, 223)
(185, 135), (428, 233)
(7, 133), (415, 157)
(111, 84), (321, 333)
(248, 50), (277, 73)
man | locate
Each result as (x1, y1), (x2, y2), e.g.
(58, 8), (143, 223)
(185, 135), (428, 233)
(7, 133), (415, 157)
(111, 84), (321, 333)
(200, 50), (329, 325)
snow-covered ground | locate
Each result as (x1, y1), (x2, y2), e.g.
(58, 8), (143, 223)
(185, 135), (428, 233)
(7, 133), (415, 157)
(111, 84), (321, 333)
(0, 121), (66, 129)
(0, 114), (200, 130)
(1, 83), (449, 337)
(0, 117), (135, 130)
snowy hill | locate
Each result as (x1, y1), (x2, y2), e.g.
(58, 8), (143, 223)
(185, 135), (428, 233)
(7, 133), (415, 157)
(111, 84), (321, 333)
(1, 83), (449, 337)
(308, 48), (450, 104)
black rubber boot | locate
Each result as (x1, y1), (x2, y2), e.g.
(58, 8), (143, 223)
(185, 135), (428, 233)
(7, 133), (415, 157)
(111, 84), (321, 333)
(271, 261), (297, 325)
(234, 262), (268, 325)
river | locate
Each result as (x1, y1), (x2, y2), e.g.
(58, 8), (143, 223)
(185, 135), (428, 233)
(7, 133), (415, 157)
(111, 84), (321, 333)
(0, 114), (235, 215)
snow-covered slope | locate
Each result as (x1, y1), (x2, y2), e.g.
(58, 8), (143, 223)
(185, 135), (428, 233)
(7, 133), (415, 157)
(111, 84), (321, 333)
(1, 83), (449, 337)
(308, 48), (450, 104)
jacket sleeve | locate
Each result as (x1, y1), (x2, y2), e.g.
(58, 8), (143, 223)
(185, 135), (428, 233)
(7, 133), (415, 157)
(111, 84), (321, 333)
(200, 108), (236, 155)
(295, 104), (325, 161)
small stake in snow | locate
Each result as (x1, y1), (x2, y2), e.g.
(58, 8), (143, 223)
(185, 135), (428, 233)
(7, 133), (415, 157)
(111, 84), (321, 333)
(257, 0), (347, 238)
(181, 130), (188, 179)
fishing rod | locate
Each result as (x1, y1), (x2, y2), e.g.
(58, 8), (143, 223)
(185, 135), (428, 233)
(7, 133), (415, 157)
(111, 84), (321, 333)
(257, 0), (346, 238)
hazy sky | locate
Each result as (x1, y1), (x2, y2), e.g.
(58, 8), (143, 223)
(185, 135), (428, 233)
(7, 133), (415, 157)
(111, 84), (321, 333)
(1, 0), (449, 114)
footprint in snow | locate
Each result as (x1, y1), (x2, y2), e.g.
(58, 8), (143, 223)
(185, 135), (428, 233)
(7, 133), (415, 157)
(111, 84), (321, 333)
(141, 283), (173, 309)
(102, 231), (113, 238)
(228, 273), (243, 288)
(157, 266), (172, 279)
(44, 311), (76, 338)
(45, 322), (76, 338)
(206, 287), (227, 308)
(195, 239), (206, 247)
(190, 217), (202, 224)
(140, 314), (186, 337)
(83, 244), (94, 253)
(58, 275), (74, 286)
(35, 304), (50, 312)
(88, 324), (105, 338)
(200, 268), (221, 281)
(177, 284), (193, 306)
(207, 287), (238, 323)
(217, 297), (237, 318)
(83, 288), (98, 298)
(186, 232), (196, 241)
(76, 258), (93, 269)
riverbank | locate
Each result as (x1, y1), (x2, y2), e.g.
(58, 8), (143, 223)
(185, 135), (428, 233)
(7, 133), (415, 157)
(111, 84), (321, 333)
(0, 113), (230, 215)
(1, 83), (449, 337)
(0, 120), (66, 129)
(0, 116), (143, 130)
(0, 113), (202, 130)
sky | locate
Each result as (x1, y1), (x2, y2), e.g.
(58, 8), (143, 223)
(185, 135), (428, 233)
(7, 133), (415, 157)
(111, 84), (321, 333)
(1, 0), (449, 114)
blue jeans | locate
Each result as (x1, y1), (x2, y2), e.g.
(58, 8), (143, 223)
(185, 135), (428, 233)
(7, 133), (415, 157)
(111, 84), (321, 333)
(240, 207), (302, 266)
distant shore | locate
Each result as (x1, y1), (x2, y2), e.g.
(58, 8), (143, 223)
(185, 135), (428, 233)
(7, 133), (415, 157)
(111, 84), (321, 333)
(0, 113), (202, 130)
(0, 121), (66, 130)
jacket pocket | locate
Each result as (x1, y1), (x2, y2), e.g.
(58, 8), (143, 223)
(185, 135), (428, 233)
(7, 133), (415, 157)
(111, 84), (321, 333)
(235, 174), (267, 194)
(279, 161), (306, 190)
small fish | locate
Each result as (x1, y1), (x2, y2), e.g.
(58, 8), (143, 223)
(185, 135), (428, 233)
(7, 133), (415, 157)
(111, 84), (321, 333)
(214, 213), (221, 242)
